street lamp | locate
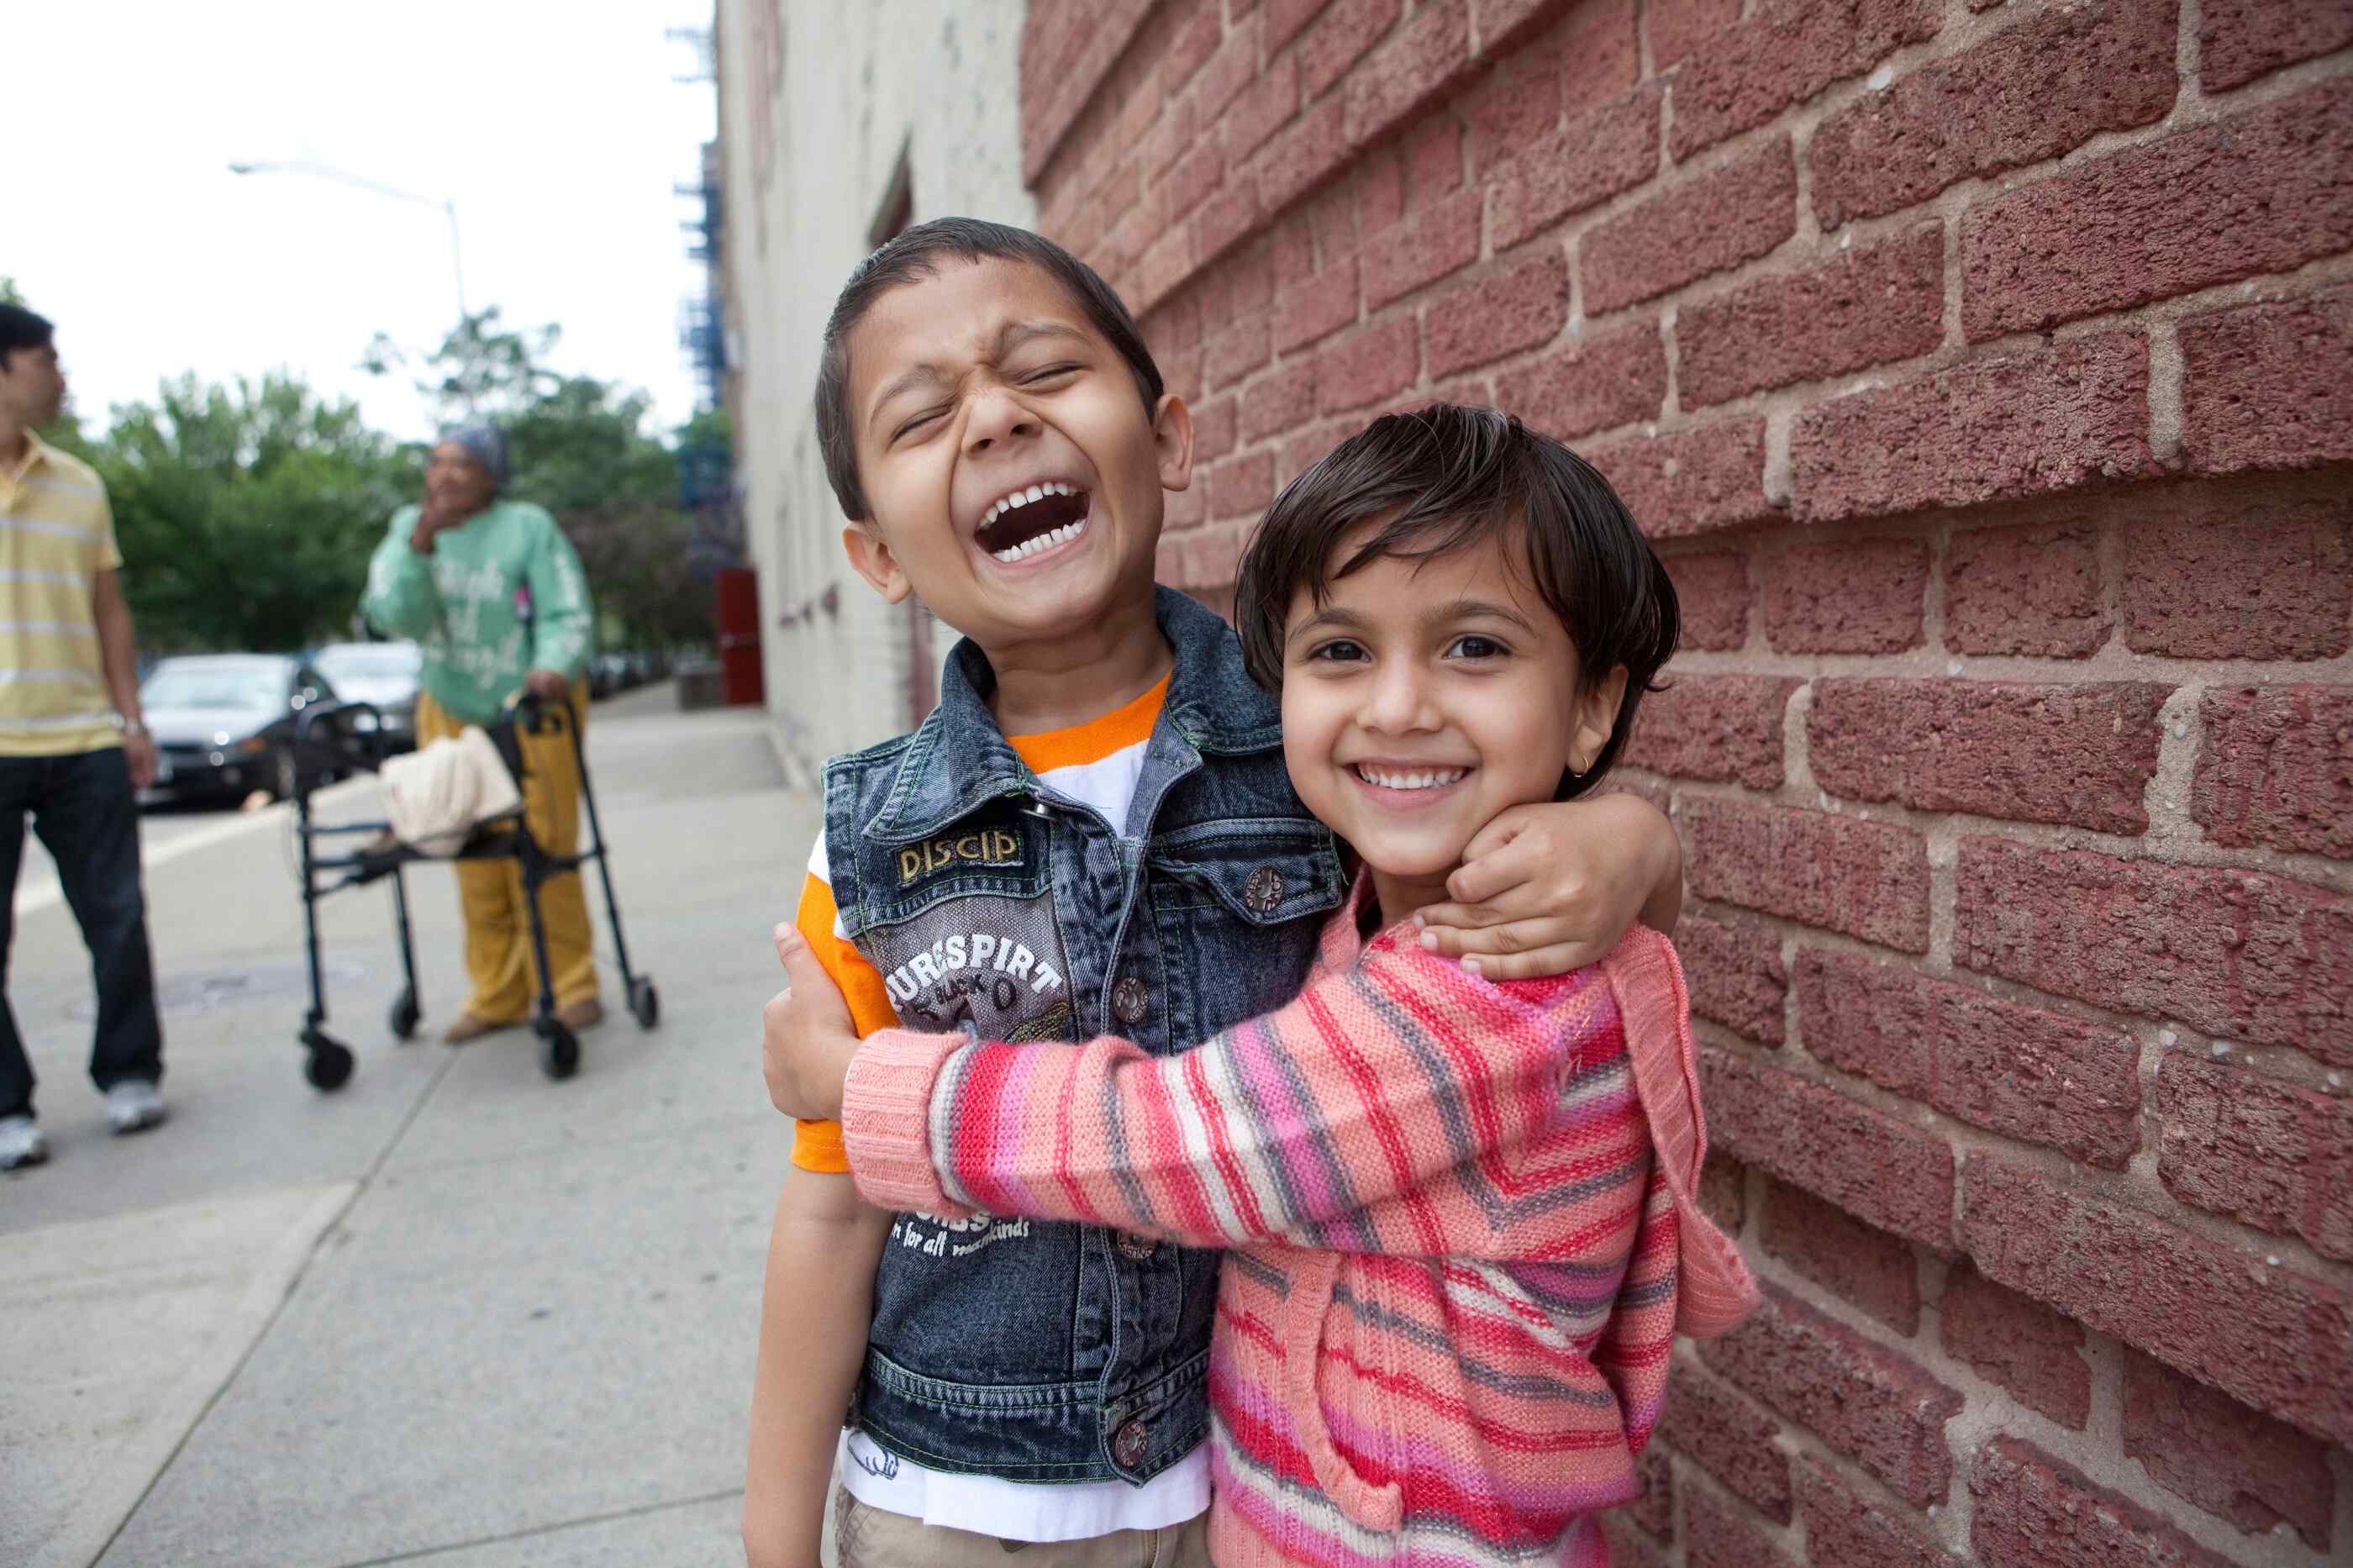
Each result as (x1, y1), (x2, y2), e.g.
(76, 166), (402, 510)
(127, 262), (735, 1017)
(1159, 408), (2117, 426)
(228, 160), (469, 326)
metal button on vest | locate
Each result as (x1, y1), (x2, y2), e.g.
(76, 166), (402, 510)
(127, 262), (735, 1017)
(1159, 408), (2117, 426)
(1112, 976), (1149, 1024)
(1243, 866), (1286, 915)
(1117, 1233), (1157, 1261)
(1113, 1418), (1150, 1469)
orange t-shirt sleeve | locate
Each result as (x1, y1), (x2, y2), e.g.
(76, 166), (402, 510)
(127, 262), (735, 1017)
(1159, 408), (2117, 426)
(788, 869), (901, 1173)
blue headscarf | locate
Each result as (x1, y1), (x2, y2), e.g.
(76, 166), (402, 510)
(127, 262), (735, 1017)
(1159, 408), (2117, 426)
(440, 423), (510, 492)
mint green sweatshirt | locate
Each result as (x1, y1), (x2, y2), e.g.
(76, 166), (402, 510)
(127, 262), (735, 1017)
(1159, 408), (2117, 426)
(361, 499), (595, 726)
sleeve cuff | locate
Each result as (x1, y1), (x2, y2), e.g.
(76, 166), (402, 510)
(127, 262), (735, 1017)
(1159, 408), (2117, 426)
(841, 1028), (972, 1217)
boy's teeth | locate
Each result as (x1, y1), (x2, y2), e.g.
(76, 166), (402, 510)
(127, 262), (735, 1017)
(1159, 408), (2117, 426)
(982, 481), (1077, 530)
(1355, 765), (1467, 791)
(989, 518), (1086, 564)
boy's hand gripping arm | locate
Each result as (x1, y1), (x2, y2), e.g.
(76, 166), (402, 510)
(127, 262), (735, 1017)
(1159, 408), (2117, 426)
(1413, 791), (1683, 980)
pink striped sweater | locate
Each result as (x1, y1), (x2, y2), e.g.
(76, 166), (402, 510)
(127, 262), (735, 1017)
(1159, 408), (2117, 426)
(842, 884), (1757, 1566)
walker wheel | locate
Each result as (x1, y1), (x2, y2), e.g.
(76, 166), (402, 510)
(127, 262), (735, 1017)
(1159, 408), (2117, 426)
(535, 1018), (581, 1081)
(303, 1034), (355, 1092)
(629, 977), (659, 1030)
(388, 987), (421, 1042)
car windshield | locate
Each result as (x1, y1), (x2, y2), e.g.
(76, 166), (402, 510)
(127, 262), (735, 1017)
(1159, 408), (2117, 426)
(314, 646), (421, 683)
(142, 664), (285, 710)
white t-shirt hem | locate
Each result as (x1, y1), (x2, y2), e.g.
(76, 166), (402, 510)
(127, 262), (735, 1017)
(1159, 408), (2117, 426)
(838, 1429), (1211, 1543)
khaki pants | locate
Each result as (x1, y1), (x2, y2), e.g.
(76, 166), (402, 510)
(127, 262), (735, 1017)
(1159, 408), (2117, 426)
(414, 683), (598, 1019)
(832, 1487), (1212, 1568)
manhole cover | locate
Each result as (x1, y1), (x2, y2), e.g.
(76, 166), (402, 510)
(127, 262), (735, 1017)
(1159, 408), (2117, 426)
(66, 960), (364, 1021)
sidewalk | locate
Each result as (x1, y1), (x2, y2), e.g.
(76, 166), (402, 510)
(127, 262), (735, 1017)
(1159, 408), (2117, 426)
(2, 689), (811, 1567)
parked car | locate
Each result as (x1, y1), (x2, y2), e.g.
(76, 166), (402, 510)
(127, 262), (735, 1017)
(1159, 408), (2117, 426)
(139, 654), (337, 804)
(310, 639), (424, 750)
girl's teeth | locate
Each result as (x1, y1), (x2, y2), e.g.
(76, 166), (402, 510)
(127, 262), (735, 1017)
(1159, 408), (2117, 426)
(990, 518), (1086, 564)
(1356, 766), (1466, 790)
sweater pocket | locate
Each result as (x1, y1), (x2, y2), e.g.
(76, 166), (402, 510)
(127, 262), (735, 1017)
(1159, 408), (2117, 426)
(1281, 1252), (1404, 1534)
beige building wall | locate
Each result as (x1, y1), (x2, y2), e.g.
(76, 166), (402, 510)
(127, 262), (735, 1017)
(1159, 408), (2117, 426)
(713, 0), (1034, 781)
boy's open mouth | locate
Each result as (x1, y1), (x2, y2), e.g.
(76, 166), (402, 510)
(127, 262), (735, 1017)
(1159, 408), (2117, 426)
(976, 481), (1091, 564)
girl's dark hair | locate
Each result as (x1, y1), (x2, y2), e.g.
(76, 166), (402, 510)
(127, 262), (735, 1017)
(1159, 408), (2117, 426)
(1234, 403), (1680, 799)
(0, 303), (55, 370)
(813, 218), (1164, 520)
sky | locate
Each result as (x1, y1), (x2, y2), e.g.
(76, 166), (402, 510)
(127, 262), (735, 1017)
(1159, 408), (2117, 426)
(9, 1), (718, 445)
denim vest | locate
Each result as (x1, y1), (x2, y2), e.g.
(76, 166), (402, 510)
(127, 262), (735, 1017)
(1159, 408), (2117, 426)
(823, 587), (1344, 1484)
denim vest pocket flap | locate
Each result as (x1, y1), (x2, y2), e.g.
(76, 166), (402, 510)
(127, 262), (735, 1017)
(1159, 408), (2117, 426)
(1146, 820), (1342, 927)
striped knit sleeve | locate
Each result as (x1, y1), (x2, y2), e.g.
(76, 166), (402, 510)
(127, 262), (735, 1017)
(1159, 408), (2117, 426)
(1593, 1167), (1681, 1454)
(840, 930), (1589, 1248)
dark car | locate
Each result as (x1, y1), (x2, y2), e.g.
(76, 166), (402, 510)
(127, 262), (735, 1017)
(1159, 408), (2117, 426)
(139, 654), (336, 804)
(310, 640), (423, 751)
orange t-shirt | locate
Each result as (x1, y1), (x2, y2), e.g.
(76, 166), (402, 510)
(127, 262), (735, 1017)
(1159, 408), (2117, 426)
(789, 674), (1170, 1172)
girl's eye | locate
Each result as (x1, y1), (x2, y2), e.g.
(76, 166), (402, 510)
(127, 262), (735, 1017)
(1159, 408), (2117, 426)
(1447, 634), (1508, 660)
(1305, 639), (1368, 664)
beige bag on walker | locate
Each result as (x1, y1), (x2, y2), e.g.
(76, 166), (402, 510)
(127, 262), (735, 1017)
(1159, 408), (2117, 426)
(380, 725), (522, 855)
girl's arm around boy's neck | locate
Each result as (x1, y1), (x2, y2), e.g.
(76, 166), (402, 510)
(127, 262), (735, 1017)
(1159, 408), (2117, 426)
(1413, 791), (1683, 979)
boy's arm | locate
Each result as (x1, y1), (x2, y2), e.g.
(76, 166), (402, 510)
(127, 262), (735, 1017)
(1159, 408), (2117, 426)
(1413, 791), (1683, 980)
(743, 1169), (890, 1568)
(824, 930), (1598, 1250)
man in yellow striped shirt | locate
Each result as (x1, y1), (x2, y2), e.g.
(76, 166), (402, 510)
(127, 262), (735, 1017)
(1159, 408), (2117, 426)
(0, 304), (166, 1170)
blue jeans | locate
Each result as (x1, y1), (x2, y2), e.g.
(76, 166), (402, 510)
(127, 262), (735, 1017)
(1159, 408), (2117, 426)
(0, 745), (163, 1119)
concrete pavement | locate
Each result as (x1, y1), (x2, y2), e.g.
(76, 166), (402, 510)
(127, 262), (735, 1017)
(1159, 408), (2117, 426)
(3, 685), (810, 1566)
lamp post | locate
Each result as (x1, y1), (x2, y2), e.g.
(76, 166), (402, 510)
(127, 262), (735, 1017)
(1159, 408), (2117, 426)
(228, 160), (469, 327)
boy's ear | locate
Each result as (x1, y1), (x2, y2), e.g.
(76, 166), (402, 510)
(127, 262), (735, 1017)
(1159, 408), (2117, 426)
(1152, 392), (1196, 493)
(1569, 666), (1631, 776)
(840, 522), (914, 604)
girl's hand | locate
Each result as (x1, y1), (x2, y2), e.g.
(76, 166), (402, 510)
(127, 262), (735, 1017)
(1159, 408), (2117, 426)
(761, 925), (862, 1121)
(1413, 792), (1683, 980)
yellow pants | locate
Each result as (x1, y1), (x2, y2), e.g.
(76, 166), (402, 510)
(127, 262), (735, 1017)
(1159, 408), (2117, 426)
(414, 682), (599, 1020)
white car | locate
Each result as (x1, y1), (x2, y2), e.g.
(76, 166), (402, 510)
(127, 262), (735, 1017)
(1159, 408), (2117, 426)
(311, 640), (424, 750)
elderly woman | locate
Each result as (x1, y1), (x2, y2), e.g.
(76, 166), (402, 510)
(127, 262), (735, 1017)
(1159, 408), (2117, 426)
(361, 424), (601, 1042)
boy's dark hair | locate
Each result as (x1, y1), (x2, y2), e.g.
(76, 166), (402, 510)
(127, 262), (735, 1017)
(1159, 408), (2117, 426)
(813, 218), (1164, 520)
(1234, 403), (1680, 800)
(0, 303), (55, 371)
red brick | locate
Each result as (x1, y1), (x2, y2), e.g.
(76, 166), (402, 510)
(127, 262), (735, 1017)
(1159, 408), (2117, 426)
(1945, 520), (2108, 658)
(1464, 47), (1561, 176)
(1489, 85), (1661, 249)
(1343, 0), (1472, 150)
(1403, 118), (1462, 206)
(1810, 0), (2178, 229)
(1627, 1444), (1675, 1539)
(1678, 911), (1787, 1047)
(1192, 178), (1266, 272)
(1812, 678), (2167, 834)
(1626, 674), (1794, 789)
(1583, 139), (1798, 314)
(1677, 224), (1944, 409)
(1303, 0), (1400, 98)
(1240, 360), (1319, 444)
(1424, 252), (1568, 377)
(1796, 949), (2144, 1169)
(1192, 395), (1239, 466)
(1701, 1046), (1954, 1246)
(1208, 450), (1277, 519)
(1761, 1179), (1920, 1334)
(1700, 1151), (1750, 1233)
(1203, 310), (1272, 391)
(1963, 80), (2353, 340)
(2121, 1346), (2338, 1550)
(1166, 138), (1227, 226)
(1599, 1515), (1672, 1568)
(1494, 318), (1666, 441)
(2157, 1051), (2353, 1265)
(2202, 0), (2353, 92)
(1760, 540), (1925, 655)
(1704, 1281), (1961, 1506)
(1685, 1484), (1792, 1568)
(1194, 11), (1262, 125)
(1271, 214), (1315, 289)
(1971, 1438), (2239, 1568)
(1229, 55), (1303, 166)
(1790, 334), (2159, 524)
(1271, 258), (1360, 355)
(1361, 187), (1482, 309)
(1940, 1263), (2091, 1431)
(1315, 315), (1420, 412)
(1956, 837), (2353, 1066)
(1135, 226), (1197, 318)
(1556, 0), (1641, 102)
(2194, 685), (2353, 860)
(1961, 1157), (2353, 1444)
(2119, 484), (2351, 660)
(1256, 93), (1350, 215)
(1164, 482), (1208, 534)
(1161, 0), (1224, 93)
(1590, 419), (1778, 539)
(1646, 0), (1740, 71)
(1662, 1359), (1793, 1523)
(1793, 1453), (1961, 1568)
(1352, 152), (1404, 235)
(1666, 550), (1749, 651)
(1278, 418), (1351, 487)
(1268, 0), (1334, 54)
(1686, 798), (1929, 953)
(2182, 287), (2353, 478)
(1668, 0), (1941, 160)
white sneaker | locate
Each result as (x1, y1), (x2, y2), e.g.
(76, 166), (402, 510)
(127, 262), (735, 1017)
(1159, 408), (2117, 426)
(0, 1114), (48, 1169)
(103, 1080), (166, 1134)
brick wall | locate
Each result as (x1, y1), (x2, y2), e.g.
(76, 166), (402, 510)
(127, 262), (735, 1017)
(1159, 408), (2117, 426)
(1022, 1), (2353, 1561)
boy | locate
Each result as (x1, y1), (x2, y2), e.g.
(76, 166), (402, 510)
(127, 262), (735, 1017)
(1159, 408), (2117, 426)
(745, 222), (1684, 1567)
